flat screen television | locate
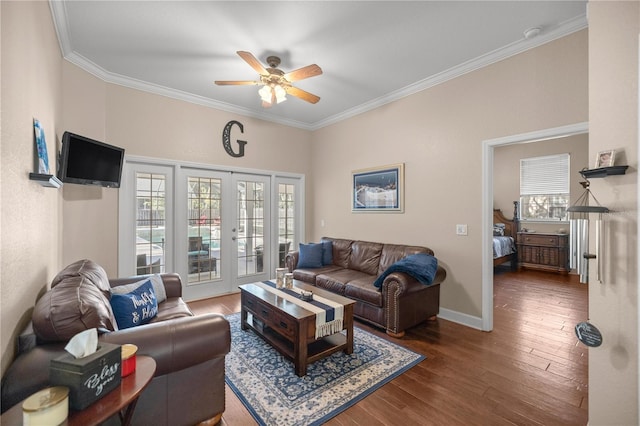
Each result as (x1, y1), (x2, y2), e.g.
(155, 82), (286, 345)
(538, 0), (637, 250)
(58, 131), (125, 188)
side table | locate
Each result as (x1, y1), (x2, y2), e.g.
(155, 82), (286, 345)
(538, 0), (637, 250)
(1, 355), (156, 426)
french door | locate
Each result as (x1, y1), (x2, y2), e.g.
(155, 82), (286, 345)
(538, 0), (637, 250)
(120, 160), (301, 301)
(178, 170), (271, 299)
(231, 173), (271, 288)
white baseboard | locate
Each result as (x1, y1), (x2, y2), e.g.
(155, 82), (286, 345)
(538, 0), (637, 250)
(437, 308), (485, 331)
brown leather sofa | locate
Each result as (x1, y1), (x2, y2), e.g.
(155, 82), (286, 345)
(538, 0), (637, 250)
(285, 237), (446, 337)
(1, 260), (230, 426)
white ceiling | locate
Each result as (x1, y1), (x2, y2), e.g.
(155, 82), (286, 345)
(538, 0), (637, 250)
(50, 1), (587, 131)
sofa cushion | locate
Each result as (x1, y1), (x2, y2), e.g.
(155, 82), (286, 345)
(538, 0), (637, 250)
(344, 278), (383, 307)
(316, 269), (373, 295)
(321, 240), (333, 265)
(111, 274), (167, 303)
(297, 243), (323, 268)
(293, 265), (343, 283)
(50, 259), (112, 295)
(378, 244), (431, 275)
(33, 259), (118, 342)
(322, 237), (353, 268)
(349, 241), (383, 275)
(150, 297), (194, 323)
(110, 280), (158, 329)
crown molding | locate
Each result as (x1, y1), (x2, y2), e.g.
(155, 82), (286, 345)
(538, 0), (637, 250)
(49, 1), (586, 132)
(311, 14), (587, 130)
(64, 51), (313, 130)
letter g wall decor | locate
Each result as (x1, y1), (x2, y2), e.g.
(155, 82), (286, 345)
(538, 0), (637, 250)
(222, 120), (247, 157)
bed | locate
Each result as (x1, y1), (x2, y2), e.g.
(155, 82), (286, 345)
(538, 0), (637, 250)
(493, 206), (519, 269)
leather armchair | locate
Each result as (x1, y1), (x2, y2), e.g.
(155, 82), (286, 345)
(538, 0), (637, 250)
(1, 261), (230, 426)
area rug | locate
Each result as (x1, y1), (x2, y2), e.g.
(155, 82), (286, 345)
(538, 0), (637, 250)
(224, 312), (425, 426)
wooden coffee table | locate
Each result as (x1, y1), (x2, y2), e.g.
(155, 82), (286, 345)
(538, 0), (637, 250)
(240, 280), (355, 376)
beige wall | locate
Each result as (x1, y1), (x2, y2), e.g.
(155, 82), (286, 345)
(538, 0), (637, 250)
(494, 134), (589, 234)
(1, 1), (63, 373)
(588, 1), (639, 423)
(310, 30), (588, 317)
(60, 67), (313, 277)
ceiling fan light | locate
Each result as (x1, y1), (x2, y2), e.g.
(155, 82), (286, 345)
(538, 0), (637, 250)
(258, 85), (273, 103)
(274, 85), (287, 103)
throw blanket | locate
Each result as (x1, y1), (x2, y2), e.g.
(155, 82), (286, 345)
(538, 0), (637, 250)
(373, 253), (438, 288)
(256, 281), (344, 339)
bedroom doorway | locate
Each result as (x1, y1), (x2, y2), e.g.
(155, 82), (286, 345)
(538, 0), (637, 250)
(481, 122), (589, 331)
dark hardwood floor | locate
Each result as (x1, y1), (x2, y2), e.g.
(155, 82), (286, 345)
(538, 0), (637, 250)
(188, 270), (588, 426)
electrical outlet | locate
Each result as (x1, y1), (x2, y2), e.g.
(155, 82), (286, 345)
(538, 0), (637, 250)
(456, 224), (468, 236)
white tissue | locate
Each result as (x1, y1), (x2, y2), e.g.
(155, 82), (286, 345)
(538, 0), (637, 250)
(64, 328), (98, 358)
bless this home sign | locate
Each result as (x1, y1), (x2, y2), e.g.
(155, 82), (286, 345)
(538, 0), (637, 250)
(222, 120), (247, 157)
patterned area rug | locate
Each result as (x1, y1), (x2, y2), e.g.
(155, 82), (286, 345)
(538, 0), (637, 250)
(225, 312), (425, 426)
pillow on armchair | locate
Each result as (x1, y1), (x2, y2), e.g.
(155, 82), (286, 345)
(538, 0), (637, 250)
(110, 279), (158, 329)
(32, 259), (118, 342)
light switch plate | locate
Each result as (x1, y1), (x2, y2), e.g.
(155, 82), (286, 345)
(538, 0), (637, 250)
(456, 224), (468, 235)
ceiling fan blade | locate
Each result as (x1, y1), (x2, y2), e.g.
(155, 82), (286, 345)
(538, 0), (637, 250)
(283, 64), (323, 82)
(237, 51), (268, 76)
(285, 86), (320, 104)
(214, 80), (259, 86)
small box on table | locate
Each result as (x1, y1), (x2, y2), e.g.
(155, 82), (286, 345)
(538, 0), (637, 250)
(49, 342), (122, 410)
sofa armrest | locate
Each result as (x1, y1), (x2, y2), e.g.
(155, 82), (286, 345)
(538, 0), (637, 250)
(109, 272), (183, 298)
(381, 265), (446, 296)
(100, 313), (230, 377)
(285, 251), (299, 272)
(381, 266), (446, 335)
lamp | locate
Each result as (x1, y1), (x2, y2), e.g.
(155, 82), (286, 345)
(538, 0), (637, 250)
(258, 85), (272, 103)
(258, 83), (287, 107)
(567, 175), (609, 284)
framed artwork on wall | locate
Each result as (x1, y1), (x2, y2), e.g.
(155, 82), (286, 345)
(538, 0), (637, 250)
(595, 150), (615, 168)
(352, 163), (404, 213)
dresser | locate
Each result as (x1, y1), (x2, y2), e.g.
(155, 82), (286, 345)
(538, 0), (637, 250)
(517, 232), (570, 274)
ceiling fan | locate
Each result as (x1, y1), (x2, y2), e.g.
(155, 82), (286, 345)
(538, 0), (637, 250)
(215, 51), (323, 107)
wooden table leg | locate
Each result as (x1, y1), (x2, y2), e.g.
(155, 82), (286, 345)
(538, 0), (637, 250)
(345, 305), (354, 355)
(120, 397), (139, 426)
(294, 321), (307, 376)
(240, 309), (248, 331)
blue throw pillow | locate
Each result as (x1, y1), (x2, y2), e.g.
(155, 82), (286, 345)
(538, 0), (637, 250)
(321, 240), (333, 265)
(110, 279), (158, 329)
(298, 243), (323, 268)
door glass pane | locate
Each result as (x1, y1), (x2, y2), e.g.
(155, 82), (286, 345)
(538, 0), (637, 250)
(278, 183), (295, 267)
(135, 173), (166, 274)
(237, 180), (264, 276)
(187, 176), (221, 283)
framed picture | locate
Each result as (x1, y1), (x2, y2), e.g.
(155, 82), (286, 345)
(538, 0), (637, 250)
(595, 150), (615, 168)
(352, 163), (404, 213)
(33, 118), (50, 174)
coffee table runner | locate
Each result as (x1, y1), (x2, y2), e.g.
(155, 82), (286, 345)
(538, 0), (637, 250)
(256, 281), (344, 339)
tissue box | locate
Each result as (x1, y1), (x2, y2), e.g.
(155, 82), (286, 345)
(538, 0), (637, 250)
(49, 342), (122, 410)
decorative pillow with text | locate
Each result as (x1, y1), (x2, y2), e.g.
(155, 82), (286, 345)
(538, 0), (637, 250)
(110, 279), (158, 329)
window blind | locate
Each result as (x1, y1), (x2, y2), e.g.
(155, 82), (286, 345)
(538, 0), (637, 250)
(520, 153), (570, 195)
